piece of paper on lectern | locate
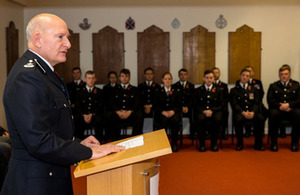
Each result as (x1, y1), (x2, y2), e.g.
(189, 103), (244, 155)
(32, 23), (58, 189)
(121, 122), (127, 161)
(150, 172), (159, 195)
(117, 135), (144, 149)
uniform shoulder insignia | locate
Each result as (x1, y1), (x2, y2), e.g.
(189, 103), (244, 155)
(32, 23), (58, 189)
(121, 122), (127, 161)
(24, 60), (35, 68)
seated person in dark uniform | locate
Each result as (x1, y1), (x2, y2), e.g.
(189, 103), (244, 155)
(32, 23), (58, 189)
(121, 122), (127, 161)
(245, 65), (268, 137)
(0, 126), (10, 191)
(212, 67), (229, 140)
(107, 69), (143, 141)
(172, 68), (195, 139)
(138, 67), (161, 118)
(230, 69), (265, 151)
(66, 67), (85, 110)
(154, 72), (181, 152)
(267, 64), (300, 152)
(75, 71), (104, 141)
(194, 70), (223, 152)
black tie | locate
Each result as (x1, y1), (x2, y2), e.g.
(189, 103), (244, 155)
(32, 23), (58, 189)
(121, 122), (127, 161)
(243, 84), (246, 89)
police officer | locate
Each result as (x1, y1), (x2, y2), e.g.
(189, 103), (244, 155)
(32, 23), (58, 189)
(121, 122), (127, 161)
(75, 71), (104, 141)
(138, 67), (161, 118)
(267, 64), (300, 152)
(107, 69), (143, 141)
(172, 68), (195, 140)
(154, 72), (181, 152)
(212, 67), (229, 140)
(194, 70), (223, 152)
(230, 69), (265, 151)
(66, 67), (85, 110)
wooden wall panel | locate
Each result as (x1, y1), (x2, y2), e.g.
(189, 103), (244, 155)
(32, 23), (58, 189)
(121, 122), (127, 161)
(93, 26), (124, 84)
(183, 25), (215, 84)
(229, 25), (261, 84)
(6, 21), (19, 75)
(55, 29), (80, 84)
(138, 25), (169, 84)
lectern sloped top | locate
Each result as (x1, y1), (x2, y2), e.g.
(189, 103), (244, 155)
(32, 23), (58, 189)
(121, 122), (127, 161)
(74, 129), (172, 178)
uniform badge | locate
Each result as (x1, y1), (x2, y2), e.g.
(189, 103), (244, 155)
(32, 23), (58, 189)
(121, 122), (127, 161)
(249, 93), (254, 100)
(24, 60), (35, 68)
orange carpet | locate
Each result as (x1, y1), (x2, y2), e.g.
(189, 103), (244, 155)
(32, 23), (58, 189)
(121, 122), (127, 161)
(72, 136), (300, 195)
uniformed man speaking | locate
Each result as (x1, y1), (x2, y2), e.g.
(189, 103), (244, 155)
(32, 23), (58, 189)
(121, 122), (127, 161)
(1, 13), (124, 195)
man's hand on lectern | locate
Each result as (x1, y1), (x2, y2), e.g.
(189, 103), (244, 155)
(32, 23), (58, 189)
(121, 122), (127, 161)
(80, 135), (100, 148)
(90, 144), (125, 160)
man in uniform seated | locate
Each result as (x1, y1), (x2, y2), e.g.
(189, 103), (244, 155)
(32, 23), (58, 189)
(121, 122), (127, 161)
(194, 70), (223, 152)
(107, 69), (143, 141)
(230, 69), (265, 151)
(267, 64), (300, 151)
(76, 71), (104, 141)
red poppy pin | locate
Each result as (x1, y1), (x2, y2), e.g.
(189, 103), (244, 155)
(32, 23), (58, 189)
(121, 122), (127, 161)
(127, 87), (130, 90)
(289, 83), (292, 87)
(169, 91), (173, 95)
(186, 85), (189, 89)
(253, 80), (256, 84)
(80, 82), (83, 86)
(218, 82), (222, 86)
(212, 88), (216, 93)
(152, 84), (156, 87)
(248, 86), (251, 91)
(93, 89), (97, 94)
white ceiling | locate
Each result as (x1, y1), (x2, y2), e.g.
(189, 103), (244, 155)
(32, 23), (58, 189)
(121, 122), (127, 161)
(11, 0), (300, 7)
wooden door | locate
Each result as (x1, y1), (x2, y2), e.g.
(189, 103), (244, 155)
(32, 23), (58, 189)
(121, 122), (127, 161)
(6, 21), (19, 75)
(183, 25), (215, 84)
(55, 29), (80, 83)
(229, 25), (261, 84)
(138, 25), (170, 84)
(93, 26), (124, 84)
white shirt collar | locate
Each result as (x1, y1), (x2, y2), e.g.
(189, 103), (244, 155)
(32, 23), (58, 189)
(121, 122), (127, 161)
(240, 82), (248, 89)
(204, 84), (212, 91)
(29, 49), (54, 72)
(164, 86), (171, 92)
(86, 86), (94, 91)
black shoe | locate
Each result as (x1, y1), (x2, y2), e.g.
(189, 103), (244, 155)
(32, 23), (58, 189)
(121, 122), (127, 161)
(291, 144), (299, 152)
(171, 144), (178, 152)
(270, 145), (278, 152)
(236, 145), (243, 151)
(198, 146), (206, 152)
(254, 145), (265, 151)
(211, 145), (219, 152)
(279, 133), (286, 138)
(222, 134), (228, 140)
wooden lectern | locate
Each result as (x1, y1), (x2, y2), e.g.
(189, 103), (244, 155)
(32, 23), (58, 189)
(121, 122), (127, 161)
(74, 129), (172, 195)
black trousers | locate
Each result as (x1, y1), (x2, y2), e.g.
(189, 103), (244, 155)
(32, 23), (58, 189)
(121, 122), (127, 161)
(107, 111), (144, 141)
(155, 112), (180, 145)
(233, 113), (264, 146)
(76, 115), (103, 141)
(195, 111), (222, 147)
(269, 108), (300, 145)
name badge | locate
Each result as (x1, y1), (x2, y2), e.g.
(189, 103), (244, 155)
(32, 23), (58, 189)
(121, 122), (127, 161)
(249, 93), (254, 100)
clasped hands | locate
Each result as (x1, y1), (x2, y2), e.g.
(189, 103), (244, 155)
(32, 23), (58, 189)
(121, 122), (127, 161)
(116, 110), (132, 119)
(242, 111), (254, 119)
(279, 103), (292, 112)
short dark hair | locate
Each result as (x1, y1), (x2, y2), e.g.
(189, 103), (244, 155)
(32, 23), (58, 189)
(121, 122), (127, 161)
(144, 67), (154, 74)
(119, 68), (130, 76)
(178, 68), (188, 75)
(212, 67), (220, 71)
(107, 71), (117, 78)
(162, 72), (172, 79)
(240, 68), (250, 75)
(279, 64), (291, 73)
(204, 70), (214, 76)
(72, 67), (81, 72)
(85, 70), (95, 77)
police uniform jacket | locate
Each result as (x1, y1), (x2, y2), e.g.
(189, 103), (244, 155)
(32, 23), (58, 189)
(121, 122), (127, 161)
(1, 50), (92, 195)
(214, 80), (229, 111)
(267, 79), (300, 110)
(66, 80), (85, 105)
(138, 81), (161, 106)
(154, 87), (181, 114)
(194, 84), (223, 113)
(249, 78), (264, 101)
(230, 82), (260, 114)
(172, 81), (195, 108)
(76, 86), (104, 116)
(109, 84), (141, 112)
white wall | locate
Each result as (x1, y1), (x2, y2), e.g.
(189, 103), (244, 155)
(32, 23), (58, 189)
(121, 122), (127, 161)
(0, 1), (24, 129)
